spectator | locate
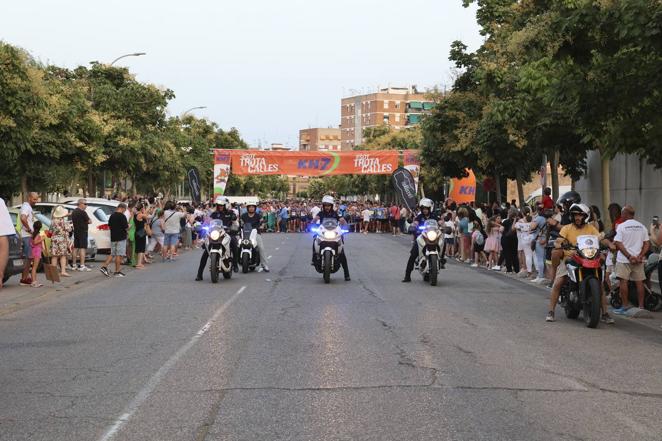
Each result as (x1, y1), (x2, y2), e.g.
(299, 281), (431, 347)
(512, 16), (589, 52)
(278, 204), (289, 233)
(515, 209), (536, 278)
(0, 197), (14, 290)
(19, 192), (39, 286)
(444, 213), (456, 260)
(541, 187), (554, 210)
(649, 215), (660, 254)
(485, 215), (502, 270)
(29, 221), (44, 287)
(50, 205), (73, 277)
(361, 204), (372, 234)
(457, 207), (470, 262)
(147, 209), (164, 260)
(390, 202), (401, 235)
(133, 203), (148, 269)
(71, 199), (91, 271)
(100, 203), (129, 278)
(162, 201), (187, 261)
(532, 205), (548, 284)
(501, 207), (520, 274)
(613, 205), (650, 313)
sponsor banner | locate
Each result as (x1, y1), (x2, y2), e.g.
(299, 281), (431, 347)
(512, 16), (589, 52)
(187, 167), (201, 203)
(402, 150), (420, 193)
(448, 169), (476, 204)
(391, 167), (418, 212)
(219, 149), (399, 176)
(213, 149), (232, 197)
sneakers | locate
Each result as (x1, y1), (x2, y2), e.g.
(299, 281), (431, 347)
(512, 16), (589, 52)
(546, 311), (555, 322)
(344, 275), (351, 281)
(30, 282), (43, 288)
(601, 313), (615, 324)
(402, 276), (411, 283)
(77, 265), (91, 272)
(531, 277), (543, 284)
(114, 272), (126, 278)
(195, 276), (203, 281)
(99, 267), (110, 277)
(491, 265), (501, 271)
(19, 277), (33, 286)
(613, 306), (630, 315)
(470, 263), (478, 268)
(262, 265), (270, 273)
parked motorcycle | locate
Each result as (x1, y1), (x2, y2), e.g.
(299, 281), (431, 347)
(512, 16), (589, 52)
(415, 219), (445, 286)
(609, 253), (662, 311)
(312, 218), (347, 284)
(239, 224), (260, 273)
(560, 235), (604, 328)
(203, 220), (233, 283)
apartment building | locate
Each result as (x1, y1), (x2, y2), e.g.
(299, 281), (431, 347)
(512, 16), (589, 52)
(299, 128), (343, 152)
(340, 86), (434, 149)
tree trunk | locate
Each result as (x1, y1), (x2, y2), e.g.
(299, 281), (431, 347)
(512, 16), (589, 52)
(551, 150), (560, 201)
(87, 170), (94, 198)
(495, 172), (502, 204)
(516, 175), (525, 208)
(20, 175), (28, 202)
(601, 151), (612, 230)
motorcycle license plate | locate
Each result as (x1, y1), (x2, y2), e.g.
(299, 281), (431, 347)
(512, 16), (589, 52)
(14, 259), (24, 266)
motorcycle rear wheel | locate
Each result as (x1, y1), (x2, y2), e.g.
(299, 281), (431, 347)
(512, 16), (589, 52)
(323, 251), (332, 284)
(429, 254), (438, 286)
(584, 277), (601, 328)
(210, 253), (219, 284)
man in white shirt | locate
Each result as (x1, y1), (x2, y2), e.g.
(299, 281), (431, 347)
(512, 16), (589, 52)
(361, 205), (372, 234)
(19, 192), (39, 286)
(613, 205), (650, 312)
(0, 197), (16, 289)
(310, 204), (321, 222)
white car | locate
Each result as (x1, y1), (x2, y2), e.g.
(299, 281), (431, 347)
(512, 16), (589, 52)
(60, 197), (120, 217)
(18, 202), (112, 254)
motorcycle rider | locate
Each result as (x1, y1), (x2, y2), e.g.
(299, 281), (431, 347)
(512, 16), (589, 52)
(312, 195), (351, 281)
(240, 201), (270, 272)
(547, 191), (581, 281)
(402, 198), (442, 282)
(195, 196), (238, 281)
(546, 203), (614, 324)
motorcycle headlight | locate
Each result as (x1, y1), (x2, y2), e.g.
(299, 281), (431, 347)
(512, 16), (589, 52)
(582, 248), (597, 259)
(242, 239), (251, 245)
(209, 230), (221, 241)
(426, 230), (438, 241)
(323, 230), (337, 240)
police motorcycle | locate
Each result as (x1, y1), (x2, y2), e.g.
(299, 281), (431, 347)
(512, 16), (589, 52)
(559, 233), (605, 328)
(415, 219), (444, 286)
(202, 220), (234, 283)
(239, 223), (260, 273)
(312, 218), (348, 284)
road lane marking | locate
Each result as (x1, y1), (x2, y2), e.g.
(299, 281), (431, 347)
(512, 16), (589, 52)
(97, 285), (246, 441)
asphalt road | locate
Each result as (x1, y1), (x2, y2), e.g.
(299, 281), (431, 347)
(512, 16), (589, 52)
(1, 232), (661, 441)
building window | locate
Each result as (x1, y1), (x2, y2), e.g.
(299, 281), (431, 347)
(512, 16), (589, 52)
(384, 100), (389, 109)
(395, 101), (400, 109)
(395, 114), (400, 123)
(383, 114), (390, 124)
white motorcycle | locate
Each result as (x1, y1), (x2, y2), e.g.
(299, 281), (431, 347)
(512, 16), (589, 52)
(415, 219), (444, 286)
(312, 218), (347, 284)
(203, 220), (233, 283)
(239, 224), (260, 273)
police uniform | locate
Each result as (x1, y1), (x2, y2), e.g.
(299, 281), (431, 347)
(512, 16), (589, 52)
(403, 212), (441, 281)
(314, 208), (350, 280)
(196, 208), (238, 280)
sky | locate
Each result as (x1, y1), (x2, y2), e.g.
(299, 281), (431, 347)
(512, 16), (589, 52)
(1, 0), (482, 148)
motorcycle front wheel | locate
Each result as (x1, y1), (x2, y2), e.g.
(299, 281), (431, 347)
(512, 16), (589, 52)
(323, 250), (332, 284)
(242, 253), (250, 274)
(583, 277), (601, 328)
(428, 254), (438, 286)
(210, 253), (219, 284)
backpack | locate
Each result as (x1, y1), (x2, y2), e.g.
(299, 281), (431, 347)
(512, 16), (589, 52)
(474, 229), (485, 246)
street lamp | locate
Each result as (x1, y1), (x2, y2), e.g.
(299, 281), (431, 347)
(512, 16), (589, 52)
(109, 52), (146, 66)
(181, 106), (207, 116)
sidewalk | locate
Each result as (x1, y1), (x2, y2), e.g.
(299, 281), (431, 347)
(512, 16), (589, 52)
(0, 250), (194, 317)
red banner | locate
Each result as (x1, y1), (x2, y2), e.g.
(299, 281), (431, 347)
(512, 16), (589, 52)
(214, 149), (399, 176)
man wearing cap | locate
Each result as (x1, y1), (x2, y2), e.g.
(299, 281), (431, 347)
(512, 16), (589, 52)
(71, 199), (91, 271)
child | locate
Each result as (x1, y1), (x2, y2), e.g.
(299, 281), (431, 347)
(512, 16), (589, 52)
(30, 221), (43, 288)
(484, 215), (502, 270)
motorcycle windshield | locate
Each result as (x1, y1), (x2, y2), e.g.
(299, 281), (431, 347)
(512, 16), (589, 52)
(243, 224), (255, 234)
(322, 219), (338, 230)
(576, 235), (599, 251)
(424, 219), (439, 231)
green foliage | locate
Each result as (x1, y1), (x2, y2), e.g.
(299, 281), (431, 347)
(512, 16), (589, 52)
(0, 42), (252, 198)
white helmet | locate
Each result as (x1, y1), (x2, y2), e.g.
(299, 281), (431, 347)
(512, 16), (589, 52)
(215, 196), (230, 209)
(322, 195), (335, 206)
(569, 203), (590, 223)
(419, 198), (434, 210)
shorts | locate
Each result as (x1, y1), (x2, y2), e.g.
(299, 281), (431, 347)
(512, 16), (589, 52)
(22, 237), (33, 259)
(614, 262), (645, 281)
(164, 233), (180, 247)
(555, 261), (569, 281)
(445, 237), (455, 246)
(148, 235), (164, 252)
(73, 231), (88, 249)
(110, 240), (127, 257)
